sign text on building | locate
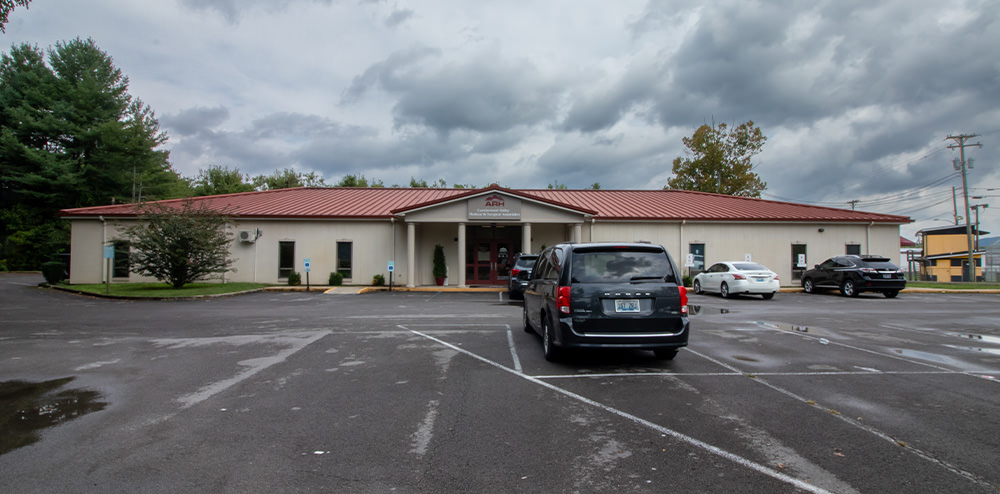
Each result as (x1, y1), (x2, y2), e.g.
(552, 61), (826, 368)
(468, 194), (521, 220)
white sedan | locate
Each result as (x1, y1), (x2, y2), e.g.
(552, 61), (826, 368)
(692, 262), (780, 299)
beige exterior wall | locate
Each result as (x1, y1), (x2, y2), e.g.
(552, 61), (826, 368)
(65, 194), (903, 287)
(591, 221), (900, 282)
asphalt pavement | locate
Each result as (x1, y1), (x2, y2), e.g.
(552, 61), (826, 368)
(1, 272), (998, 493)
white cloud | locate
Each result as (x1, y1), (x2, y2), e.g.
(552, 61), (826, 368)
(3, 0), (998, 238)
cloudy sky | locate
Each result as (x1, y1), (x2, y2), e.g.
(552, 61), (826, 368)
(4, 0), (999, 239)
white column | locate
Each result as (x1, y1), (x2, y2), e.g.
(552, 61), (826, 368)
(522, 222), (532, 253)
(573, 223), (582, 243)
(406, 222), (416, 287)
(458, 222), (467, 287)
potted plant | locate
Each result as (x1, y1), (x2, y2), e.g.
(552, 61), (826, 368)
(432, 244), (447, 286)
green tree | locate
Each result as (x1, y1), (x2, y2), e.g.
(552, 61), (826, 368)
(547, 181), (568, 190)
(123, 200), (234, 289)
(0, 39), (184, 269)
(252, 168), (327, 190)
(666, 121), (767, 198)
(190, 165), (254, 196)
(336, 173), (383, 187)
(0, 0), (30, 33)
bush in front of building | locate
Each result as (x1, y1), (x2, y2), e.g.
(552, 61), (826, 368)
(329, 272), (343, 286)
(41, 261), (67, 284)
(287, 272), (302, 286)
(372, 274), (385, 286)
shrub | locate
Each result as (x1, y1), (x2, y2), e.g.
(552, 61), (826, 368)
(372, 273), (385, 286)
(287, 272), (302, 286)
(41, 261), (67, 284)
(683, 275), (692, 288)
(329, 272), (343, 286)
(432, 244), (447, 279)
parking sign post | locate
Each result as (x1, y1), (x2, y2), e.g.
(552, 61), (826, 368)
(387, 261), (394, 292)
(304, 258), (311, 292)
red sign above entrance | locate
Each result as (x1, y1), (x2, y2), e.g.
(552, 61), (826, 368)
(468, 194), (521, 220)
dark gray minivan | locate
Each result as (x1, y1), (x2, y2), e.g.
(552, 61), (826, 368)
(522, 242), (689, 361)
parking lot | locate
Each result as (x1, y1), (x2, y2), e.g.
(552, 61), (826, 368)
(1, 272), (998, 493)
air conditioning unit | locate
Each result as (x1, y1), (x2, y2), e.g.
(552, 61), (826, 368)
(238, 230), (256, 243)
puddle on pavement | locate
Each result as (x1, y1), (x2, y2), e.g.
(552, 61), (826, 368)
(755, 321), (811, 333)
(0, 377), (107, 455)
(942, 344), (1000, 356)
(950, 333), (1000, 346)
(687, 305), (730, 316)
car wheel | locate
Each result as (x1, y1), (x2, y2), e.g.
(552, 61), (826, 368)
(720, 282), (730, 299)
(693, 280), (703, 294)
(542, 315), (561, 362)
(802, 278), (814, 294)
(653, 348), (678, 360)
(883, 290), (899, 298)
(762, 292), (775, 300)
(841, 279), (858, 297)
(522, 306), (534, 333)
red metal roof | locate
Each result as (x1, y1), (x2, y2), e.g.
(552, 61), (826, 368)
(59, 185), (911, 224)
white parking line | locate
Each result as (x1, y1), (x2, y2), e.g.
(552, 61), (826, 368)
(505, 324), (522, 373)
(403, 326), (836, 494)
(684, 346), (997, 491)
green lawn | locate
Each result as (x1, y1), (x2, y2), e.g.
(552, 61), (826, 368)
(62, 282), (273, 298)
(906, 281), (1000, 290)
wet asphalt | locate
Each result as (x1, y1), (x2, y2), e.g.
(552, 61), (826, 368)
(0, 272), (998, 493)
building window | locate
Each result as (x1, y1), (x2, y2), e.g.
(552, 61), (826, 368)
(845, 244), (861, 255)
(279, 241), (295, 279)
(950, 259), (962, 267)
(689, 243), (705, 276)
(337, 241), (352, 279)
(113, 240), (130, 278)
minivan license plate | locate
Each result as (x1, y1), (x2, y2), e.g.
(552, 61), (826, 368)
(615, 299), (640, 313)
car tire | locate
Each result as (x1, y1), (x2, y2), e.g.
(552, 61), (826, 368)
(762, 292), (775, 300)
(720, 282), (730, 299)
(883, 290), (899, 298)
(653, 348), (678, 360)
(802, 278), (815, 294)
(523, 306), (534, 333)
(841, 279), (859, 297)
(542, 315), (561, 362)
(693, 280), (703, 294)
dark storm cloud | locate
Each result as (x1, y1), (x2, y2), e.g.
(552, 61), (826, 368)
(385, 8), (414, 28)
(345, 48), (565, 134)
(160, 106), (230, 137)
(178, 0), (332, 23)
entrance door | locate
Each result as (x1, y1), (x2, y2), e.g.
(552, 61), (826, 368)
(466, 240), (513, 285)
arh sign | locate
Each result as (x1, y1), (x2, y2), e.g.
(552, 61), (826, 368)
(468, 194), (521, 220)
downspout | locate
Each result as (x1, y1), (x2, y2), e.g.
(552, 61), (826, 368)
(99, 216), (106, 283)
(391, 216), (396, 285)
(866, 221), (873, 255)
(590, 216), (596, 241)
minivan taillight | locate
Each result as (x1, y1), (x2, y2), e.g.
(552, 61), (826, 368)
(679, 285), (688, 315)
(557, 286), (571, 314)
(511, 268), (521, 276)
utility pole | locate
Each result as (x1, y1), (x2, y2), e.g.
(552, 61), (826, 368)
(946, 134), (982, 281)
(847, 200), (859, 210)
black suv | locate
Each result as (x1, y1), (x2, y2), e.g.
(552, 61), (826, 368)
(522, 242), (689, 361)
(801, 255), (906, 298)
(507, 253), (538, 300)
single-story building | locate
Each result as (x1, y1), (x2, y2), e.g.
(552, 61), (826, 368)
(58, 184), (912, 287)
(914, 224), (989, 281)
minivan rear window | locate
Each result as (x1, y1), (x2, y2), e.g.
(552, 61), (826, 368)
(570, 249), (675, 283)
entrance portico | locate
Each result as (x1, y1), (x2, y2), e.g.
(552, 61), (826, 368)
(397, 186), (591, 287)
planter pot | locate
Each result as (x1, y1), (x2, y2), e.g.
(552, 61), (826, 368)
(435, 277), (445, 286)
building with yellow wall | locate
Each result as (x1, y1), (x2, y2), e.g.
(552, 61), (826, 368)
(918, 225), (988, 281)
